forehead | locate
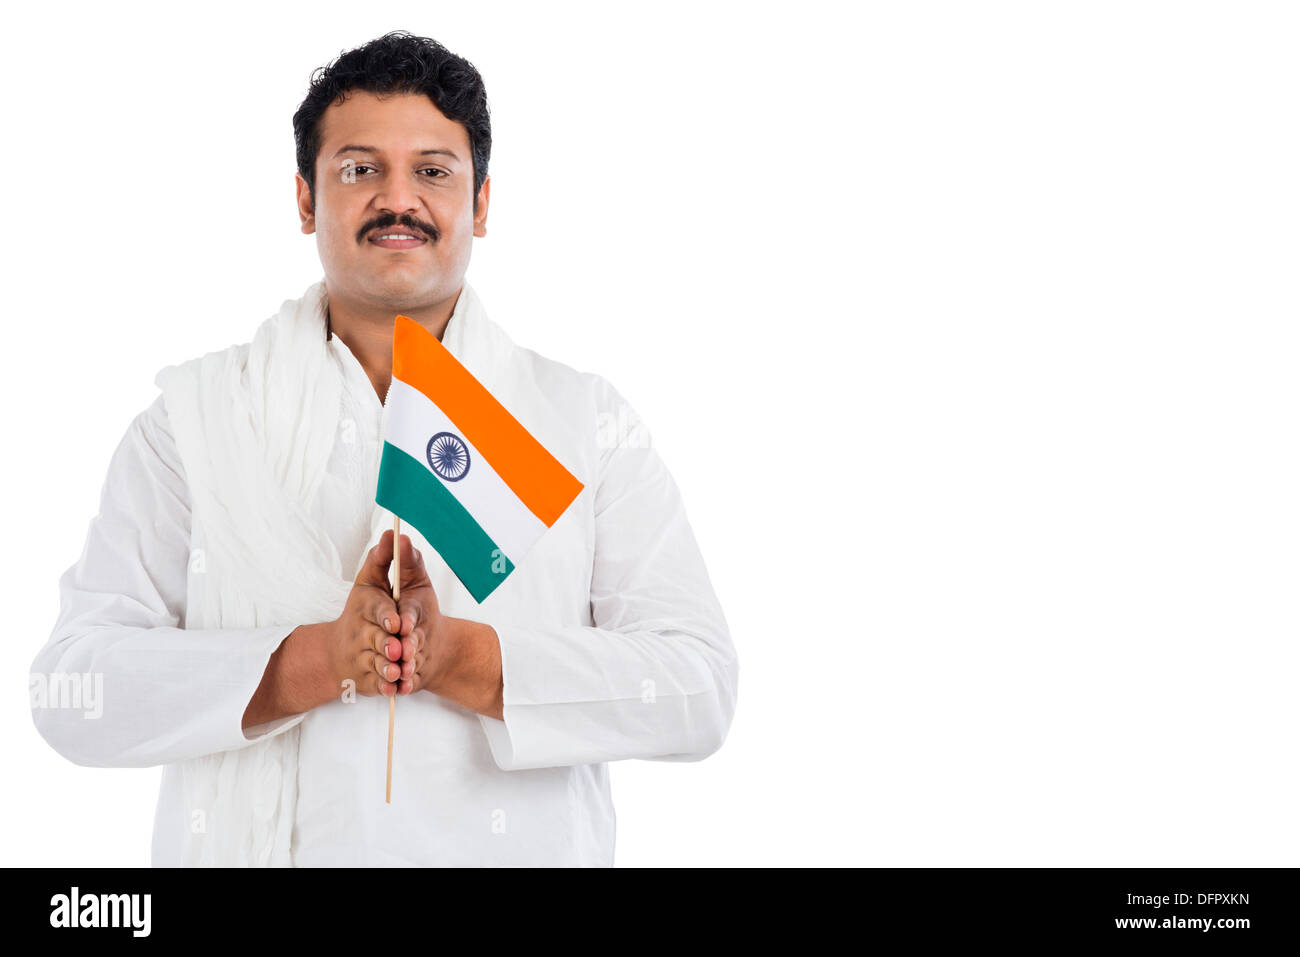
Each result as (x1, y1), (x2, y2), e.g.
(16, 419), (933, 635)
(317, 90), (470, 162)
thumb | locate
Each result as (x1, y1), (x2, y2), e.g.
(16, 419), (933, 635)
(398, 533), (430, 589)
(356, 528), (395, 588)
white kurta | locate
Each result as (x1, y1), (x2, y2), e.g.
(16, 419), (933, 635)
(31, 284), (738, 866)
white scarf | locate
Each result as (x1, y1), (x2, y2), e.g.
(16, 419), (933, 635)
(154, 277), (502, 866)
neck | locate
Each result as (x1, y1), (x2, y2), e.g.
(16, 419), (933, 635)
(326, 286), (463, 403)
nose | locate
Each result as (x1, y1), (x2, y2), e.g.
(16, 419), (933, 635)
(372, 172), (421, 220)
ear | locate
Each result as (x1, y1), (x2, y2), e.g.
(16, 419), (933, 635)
(473, 175), (490, 238)
(296, 172), (316, 235)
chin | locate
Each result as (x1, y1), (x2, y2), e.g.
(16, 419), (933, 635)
(369, 273), (442, 303)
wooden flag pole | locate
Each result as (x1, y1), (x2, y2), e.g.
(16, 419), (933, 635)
(386, 515), (400, 803)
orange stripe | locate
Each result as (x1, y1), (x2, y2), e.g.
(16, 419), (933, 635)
(391, 314), (583, 526)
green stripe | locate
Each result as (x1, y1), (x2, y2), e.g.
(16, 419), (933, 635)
(376, 442), (516, 603)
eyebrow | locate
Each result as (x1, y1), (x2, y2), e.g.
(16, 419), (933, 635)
(331, 144), (461, 162)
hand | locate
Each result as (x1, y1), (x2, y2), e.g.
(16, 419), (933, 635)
(243, 534), (403, 730)
(390, 531), (504, 718)
(319, 530), (405, 699)
(390, 531), (442, 695)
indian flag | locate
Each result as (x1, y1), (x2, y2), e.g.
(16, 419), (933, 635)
(376, 314), (584, 602)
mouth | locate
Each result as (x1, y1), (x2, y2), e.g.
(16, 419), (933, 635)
(367, 228), (428, 250)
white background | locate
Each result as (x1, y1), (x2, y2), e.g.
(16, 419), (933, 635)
(3, 1), (1297, 866)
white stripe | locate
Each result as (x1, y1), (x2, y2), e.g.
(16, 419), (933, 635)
(384, 377), (548, 563)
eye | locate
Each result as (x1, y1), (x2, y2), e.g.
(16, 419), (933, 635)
(351, 165), (376, 175)
(420, 169), (448, 178)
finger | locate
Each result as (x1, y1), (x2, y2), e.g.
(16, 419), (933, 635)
(366, 624), (402, 661)
(399, 540), (430, 591)
(358, 654), (395, 696)
(355, 529), (395, 588)
(362, 649), (401, 684)
(398, 596), (423, 637)
(402, 620), (426, 656)
(398, 667), (423, 696)
(370, 597), (400, 635)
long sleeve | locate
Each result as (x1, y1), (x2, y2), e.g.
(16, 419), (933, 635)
(478, 379), (739, 770)
(29, 395), (306, 769)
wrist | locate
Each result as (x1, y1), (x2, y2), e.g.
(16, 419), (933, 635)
(424, 614), (467, 697)
(425, 617), (503, 719)
(281, 622), (335, 713)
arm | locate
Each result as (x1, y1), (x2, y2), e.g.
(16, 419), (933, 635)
(469, 380), (739, 771)
(242, 541), (413, 730)
(240, 622), (332, 730)
(29, 396), (309, 768)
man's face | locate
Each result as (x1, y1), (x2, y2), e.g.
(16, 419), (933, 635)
(297, 90), (488, 310)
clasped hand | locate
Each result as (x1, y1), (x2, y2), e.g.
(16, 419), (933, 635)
(331, 527), (442, 697)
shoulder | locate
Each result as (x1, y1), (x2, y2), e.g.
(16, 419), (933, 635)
(503, 335), (638, 416)
(152, 339), (252, 394)
(134, 393), (185, 477)
(98, 393), (189, 513)
(150, 339), (254, 460)
(509, 342), (650, 446)
(134, 392), (174, 443)
(146, 337), (254, 497)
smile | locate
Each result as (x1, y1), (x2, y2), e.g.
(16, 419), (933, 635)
(369, 233), (428, 249)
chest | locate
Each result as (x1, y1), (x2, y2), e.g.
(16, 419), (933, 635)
(320, 369), (598, 628)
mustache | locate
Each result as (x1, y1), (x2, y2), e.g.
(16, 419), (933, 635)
(359, 215), (438, 243)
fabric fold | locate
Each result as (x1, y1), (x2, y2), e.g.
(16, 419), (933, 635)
(153, 277), (497, 865)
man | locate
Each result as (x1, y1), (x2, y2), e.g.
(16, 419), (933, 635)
(30, 31), (738, 867)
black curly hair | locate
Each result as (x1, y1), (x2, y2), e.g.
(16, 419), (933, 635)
(293, 30), (492, 215)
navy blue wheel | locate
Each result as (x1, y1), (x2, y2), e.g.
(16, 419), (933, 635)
(426, 431), (471, 481)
